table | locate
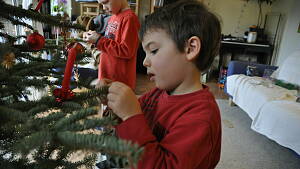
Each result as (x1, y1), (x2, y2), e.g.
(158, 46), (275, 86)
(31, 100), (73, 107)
(218, 40), (274, 71)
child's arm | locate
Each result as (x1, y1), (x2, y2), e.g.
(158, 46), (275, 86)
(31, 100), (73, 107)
(95, 16), (140, 60)
(107, 82), (220, 168)
(116, 104), (220, 169)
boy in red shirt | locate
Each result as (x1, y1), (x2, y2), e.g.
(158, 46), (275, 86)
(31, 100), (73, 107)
(84, 0), (140, 89)
(103, 0), (222, 168)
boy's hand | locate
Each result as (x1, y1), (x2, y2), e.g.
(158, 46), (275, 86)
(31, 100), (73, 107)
(96, 78), (113, 105)
(83, 30), (101, 43)
(107, 82), (142, 121)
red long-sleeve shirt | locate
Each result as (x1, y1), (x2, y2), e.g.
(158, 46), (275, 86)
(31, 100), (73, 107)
(96, 9), (140, 89)
(116, 86), (222, 169)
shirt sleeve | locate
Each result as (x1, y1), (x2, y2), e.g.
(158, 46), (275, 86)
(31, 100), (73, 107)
(96, 15), (140, 60)
(115, 108), (215, 169)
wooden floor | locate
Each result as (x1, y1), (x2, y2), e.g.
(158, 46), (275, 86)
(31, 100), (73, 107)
(135, 73), (228, 100)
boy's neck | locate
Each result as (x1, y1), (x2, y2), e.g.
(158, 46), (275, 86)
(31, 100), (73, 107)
(120, 7), (130, 12)
(119, 1), (130, 13)
(169, 70), (203, 95)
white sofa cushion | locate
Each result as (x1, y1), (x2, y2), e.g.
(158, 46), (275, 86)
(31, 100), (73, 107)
(272, 50), (300, 86)
(251, 100), (300, 155)
(227, 74), (297, 119)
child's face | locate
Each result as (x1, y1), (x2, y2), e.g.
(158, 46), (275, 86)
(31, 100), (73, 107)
(142, 29), (192, 92)
(98, 0), (122, 14)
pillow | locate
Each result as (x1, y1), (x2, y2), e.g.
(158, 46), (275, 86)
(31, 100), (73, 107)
(263, 68), (276, 79)
(274, 50), (300, 86)
(246, 66), (259, 76)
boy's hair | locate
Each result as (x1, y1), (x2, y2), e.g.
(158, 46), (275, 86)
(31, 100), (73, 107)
(139, 0), (221, 72)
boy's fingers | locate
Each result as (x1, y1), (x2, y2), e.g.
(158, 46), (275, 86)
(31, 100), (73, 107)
(108, 82), (129, 95)
(95, 78), (113, 88)
(102, 78), (114, 85)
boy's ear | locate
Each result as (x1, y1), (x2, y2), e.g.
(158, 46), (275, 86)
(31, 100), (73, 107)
(185, 36), (201, 61)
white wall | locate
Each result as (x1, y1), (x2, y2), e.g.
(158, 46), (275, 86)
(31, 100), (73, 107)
(205, 0), (299, 66)
(272, 0), (300, 65)
(205, 0), (272, 37)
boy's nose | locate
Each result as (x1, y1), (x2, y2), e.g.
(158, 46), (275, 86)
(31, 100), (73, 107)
(143, 56), (150, 67)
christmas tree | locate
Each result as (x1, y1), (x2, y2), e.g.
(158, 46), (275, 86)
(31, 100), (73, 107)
(0, 0), (143, 168)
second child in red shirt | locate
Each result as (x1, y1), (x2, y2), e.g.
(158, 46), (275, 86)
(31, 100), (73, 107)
(84, 0), (140, 89)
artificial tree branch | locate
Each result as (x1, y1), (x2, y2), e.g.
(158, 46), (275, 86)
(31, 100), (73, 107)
(0, 13), (34, 30)
(0, 1), (85, 30)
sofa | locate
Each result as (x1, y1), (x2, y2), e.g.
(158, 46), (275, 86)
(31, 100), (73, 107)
(225, 50), (300, 155)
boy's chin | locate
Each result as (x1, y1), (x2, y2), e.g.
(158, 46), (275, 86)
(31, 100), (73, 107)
(156, 84), (172, 91)
(155, 84), (163, 90)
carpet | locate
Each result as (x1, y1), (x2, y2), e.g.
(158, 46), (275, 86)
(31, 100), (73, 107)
(215, 99), (300, 169)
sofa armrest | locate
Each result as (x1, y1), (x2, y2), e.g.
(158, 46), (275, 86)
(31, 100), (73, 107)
(227, 61), (278, 77)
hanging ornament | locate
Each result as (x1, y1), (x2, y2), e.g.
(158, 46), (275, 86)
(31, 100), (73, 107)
(27, 31), (45, 50)
(1, 52), (15, 69)
(53, 43), (84, 103)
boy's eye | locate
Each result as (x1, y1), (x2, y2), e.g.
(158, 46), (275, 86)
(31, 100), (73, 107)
(151, 49), (158, 54)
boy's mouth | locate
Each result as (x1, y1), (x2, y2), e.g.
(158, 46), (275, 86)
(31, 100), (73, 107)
(147, 72), (155, 81)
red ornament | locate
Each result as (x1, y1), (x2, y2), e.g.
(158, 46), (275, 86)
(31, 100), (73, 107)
(53, 42), (84, 103)
(65, 89), (75, 100)
(53, 88), (75, 103)
(27, 31), (45, 50)
(53, 88), (61, 97)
